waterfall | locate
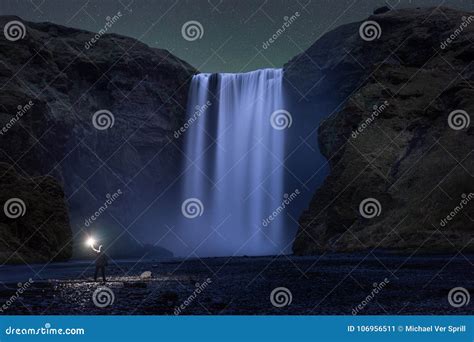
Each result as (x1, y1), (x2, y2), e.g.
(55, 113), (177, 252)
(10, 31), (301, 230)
(178, 68), (290, 257)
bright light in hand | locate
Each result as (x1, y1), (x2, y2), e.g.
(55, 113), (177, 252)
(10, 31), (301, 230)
(86, 237), (96, 247)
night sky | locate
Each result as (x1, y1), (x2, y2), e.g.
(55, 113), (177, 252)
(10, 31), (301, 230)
(0, 0), (473, 72)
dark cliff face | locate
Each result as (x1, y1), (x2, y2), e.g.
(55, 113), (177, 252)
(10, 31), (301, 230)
(0, 16), (196, 260)
(286, 7), (474, 254)
(0, 163), (72, 263)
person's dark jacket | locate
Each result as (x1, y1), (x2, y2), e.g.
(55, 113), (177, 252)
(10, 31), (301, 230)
(95, 252), (108, 267)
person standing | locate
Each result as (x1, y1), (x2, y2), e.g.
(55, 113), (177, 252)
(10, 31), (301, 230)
(94, 246), (108, 282)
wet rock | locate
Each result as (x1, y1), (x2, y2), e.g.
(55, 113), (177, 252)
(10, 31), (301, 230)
(140, 271), (152, 280)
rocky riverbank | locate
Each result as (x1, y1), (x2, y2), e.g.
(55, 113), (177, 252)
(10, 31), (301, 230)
(0, 255), (471, 314)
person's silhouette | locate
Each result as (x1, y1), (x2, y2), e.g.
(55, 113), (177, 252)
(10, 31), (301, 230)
(93, 245), (108, 282)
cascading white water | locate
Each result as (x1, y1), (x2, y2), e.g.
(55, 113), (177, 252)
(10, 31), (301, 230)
(178, 69), (289, 257)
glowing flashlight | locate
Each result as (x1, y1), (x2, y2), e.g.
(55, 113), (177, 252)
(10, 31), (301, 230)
(86, 236), (102, 253)
(86, 237), (96, 248)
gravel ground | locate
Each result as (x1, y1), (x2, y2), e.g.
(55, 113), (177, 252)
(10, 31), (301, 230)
(0, 253), (472, 315)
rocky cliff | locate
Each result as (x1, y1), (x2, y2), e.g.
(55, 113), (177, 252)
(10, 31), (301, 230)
(287, 7), (474, 254)
(0, 16), (196, 260)
(0, 163), (72, 263)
